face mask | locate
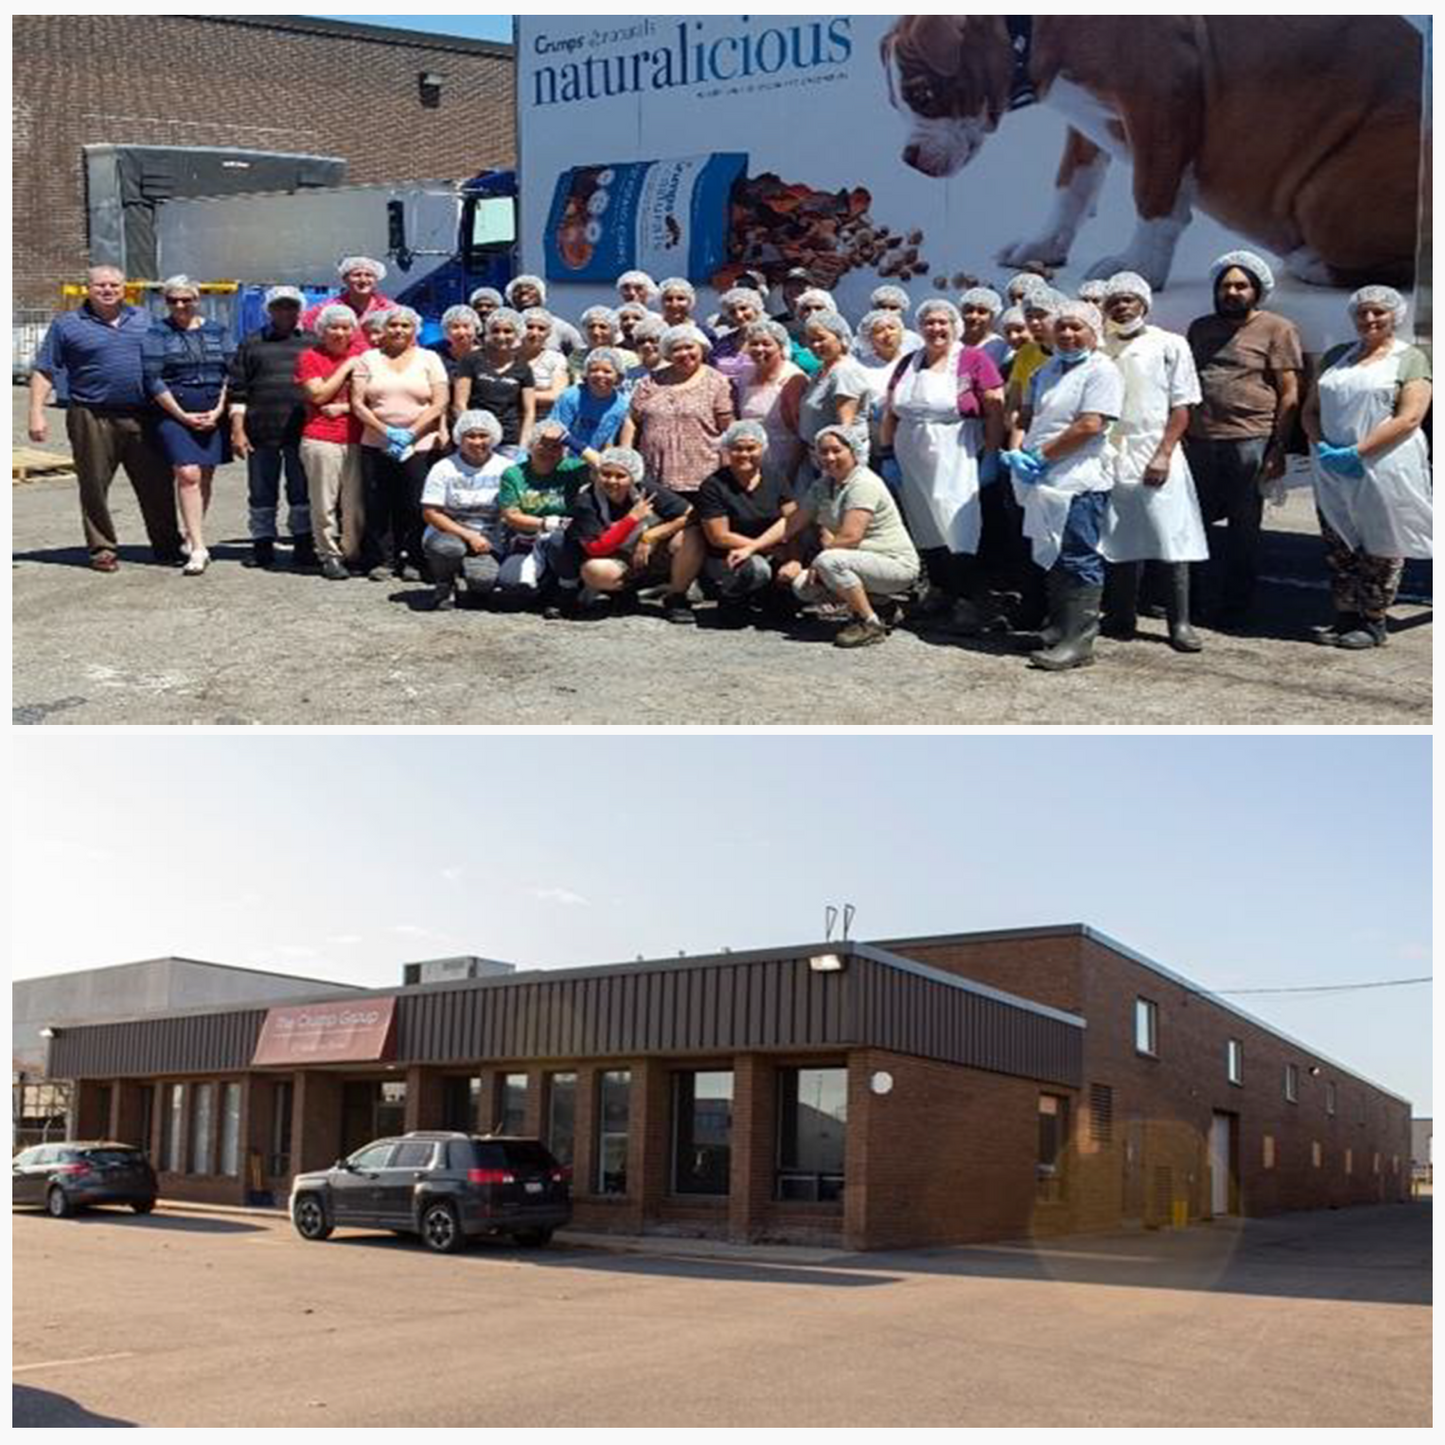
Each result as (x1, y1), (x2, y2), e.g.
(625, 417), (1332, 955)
(1107, 316), (1146, 338)
(1056, 347), (1089, 363)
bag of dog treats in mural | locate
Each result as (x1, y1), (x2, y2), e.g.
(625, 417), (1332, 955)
(542, 153), (747, 284)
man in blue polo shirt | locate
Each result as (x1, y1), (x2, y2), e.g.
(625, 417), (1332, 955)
(28, 265), (183, 570)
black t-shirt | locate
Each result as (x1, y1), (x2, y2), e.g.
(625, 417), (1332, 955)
(567, 480), (690, 556)
(694, 467), (791, 549)
(458, 354), (537, 445)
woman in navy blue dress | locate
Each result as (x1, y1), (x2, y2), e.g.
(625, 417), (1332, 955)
(143, 276), (235, 574)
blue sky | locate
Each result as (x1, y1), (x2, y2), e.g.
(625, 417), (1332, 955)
(311, 15), (513, 43)
(12, 734), (1431, 1110)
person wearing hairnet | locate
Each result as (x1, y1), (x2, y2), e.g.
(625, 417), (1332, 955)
(1097, 272), (1208, 653)
(505, 275), (583, 355)
(1184, 250), (1303, 629)
(856, 284), (923, 364)
(496, 420), (592, 615)
(1002, 299), (1123, 670)
(300, 256), (394, 337)
(1301, 285), (1432, 650)
(418, 409), (512, 611)
(227, 285), (315, 570)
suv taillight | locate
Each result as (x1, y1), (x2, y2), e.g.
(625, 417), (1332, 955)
(53, 1164), (90, 1177)
(467, 1168), (515, 1185)
(551, 1167), (570, 1183)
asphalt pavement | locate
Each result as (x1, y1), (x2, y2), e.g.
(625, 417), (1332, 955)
(11, 1200), (1432, 1427)
(11, 391), (1432, 725)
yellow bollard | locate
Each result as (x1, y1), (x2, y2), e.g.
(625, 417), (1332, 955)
(1171, 1199), (1189, 1229)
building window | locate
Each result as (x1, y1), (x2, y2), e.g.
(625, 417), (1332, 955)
(165, 1084), (185, 1172)
(597, 1070), (630, 1195)
(1134, 998), (1158, 1057)
(1262, 1134), (1275, 1169)
(271, 1080), (294, 1177)
(1037, 1094), (1069, 1202)
(673, 1070), (734, 1196)
(1227, 1040), (1243, 1087)
(190, 1083), (214, 1175)
(376, 1080), (407, 1137)
(1312, 1141), (1322, 1169)
(219, 1083), (241, 1177)
(1284, 1063), (1298, 1104)
(443, 1076), (479, 1133)
(776, 1067), (847, 1202)
(547, 1072), (576, 1167)
(1326, 1081), (1336, 1116)
(498, 1073), (528, 1135)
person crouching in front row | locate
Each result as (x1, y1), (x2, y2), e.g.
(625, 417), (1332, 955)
(418, 410), (511, 611)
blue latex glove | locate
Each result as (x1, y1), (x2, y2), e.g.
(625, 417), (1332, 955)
(1001, 448), (1048, 485)
(978, 450), (1001, 487)
(1318, 442), (1364, 479)
(384, 425), (414, 458)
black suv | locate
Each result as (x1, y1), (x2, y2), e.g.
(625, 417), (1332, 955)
(12, 1141), (158, 1217)
(290, 1132), (571, 1254)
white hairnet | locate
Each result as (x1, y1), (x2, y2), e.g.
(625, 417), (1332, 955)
(1022, 287), (1066, 317)
(315, 303), (357, 332)
(520, 306), (553, 328)
(506, 274), (547, 304)
(743, 318), (790, 349)
(484, 307), (525, 337)
(379, 305), (422, 331)
(915, 298), (963, 334)
(859, 308), (904, 338)
(1211, 250), (1275, 299)
(999, 305), (1027, 330)
(264, 285), (304, 309)
(812, 422), (870, 464)
(440, 304), (481, 331)
(469, 287), (503, 308)
(582, 346), (629, 380)
(802, 309), (853, 346)
(452, 409), (502, 446)
(596, 446), (646, 483)
(719, 418), (770, 452)
(1077, 280), (1108, 304)
(658, 277), (697, 304)
(719, 287), (765, 315)
(659, 322), (712, 359)
(870, 284), (911, 309)
(580, 305), (619, 330)
(796, 288), (836, 313)
(531, 417), (568, 442)
(616, 302), (649, 322)
(1053, 299), (1104, 338)
(616, 270), (658, 299)
(1103, 272), (1153, 310)
(1007, 272), (1048, 299)
(338, 256), (387, 281)
(1348, 284), (1408, 326)
(959, 287), (1003, 315)
(631, 316), (667, 345)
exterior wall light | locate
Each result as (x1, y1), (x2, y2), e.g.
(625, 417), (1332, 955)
(809, 954), (844, 973)
(870, 1071), (894, 1096)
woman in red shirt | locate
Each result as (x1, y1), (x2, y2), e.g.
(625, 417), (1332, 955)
(295, 304), (365, 580)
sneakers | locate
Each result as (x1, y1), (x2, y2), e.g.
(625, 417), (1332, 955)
(244, 539), (276, 570)
(419, 583), (455, 612)
(291, 535), (318, 571)
(1336, 618), (1388, 650)
(367, 565), (392, 582)
(320, 557), (349, 581)
(662, 592), (695, 624)
(181, 548), (211, 576)
(90, 551), (120, 573)
(834, 615), (889, 648)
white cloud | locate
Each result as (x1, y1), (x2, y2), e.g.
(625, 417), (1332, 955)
(440, 866), (465, 882)
(327, 934), (365, 946)
(274, 944), (320, 960)
(528, 886), (590, 908)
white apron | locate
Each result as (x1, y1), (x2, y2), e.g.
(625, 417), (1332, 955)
(1018, 353), (1121, 571)
(1312, 340), (1433, 560)
(1100, 328), (1209, 563)
(892, 355), (983, 554)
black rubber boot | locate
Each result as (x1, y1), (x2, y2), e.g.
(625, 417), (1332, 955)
(1012, 569), (1067, 652)
(245, 538), (276, 570)
(1101, 561), (1141, 640)
(1028, 577), (1103, 671)
(1311, 611), (1361, 646)
(291, 534), (318, 571)
(420, 579), (455, 612)
(1165, 563), (1203, 653)
(1336, 616), (1388, 650)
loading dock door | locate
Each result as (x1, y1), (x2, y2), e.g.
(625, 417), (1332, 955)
(1209, 1113), (1233, 1216)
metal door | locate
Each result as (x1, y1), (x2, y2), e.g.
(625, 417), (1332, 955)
(330, 1141), (393, 1222)
(374, 1140), (435, 1225)
(1209, 1113), (1233, 1215)
(1122, 1115), (1145, 1222)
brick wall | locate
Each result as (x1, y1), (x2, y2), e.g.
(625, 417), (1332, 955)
(12, 15), (515, 307)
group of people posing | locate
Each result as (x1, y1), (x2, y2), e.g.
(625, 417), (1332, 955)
(28, 249), (1432, 664)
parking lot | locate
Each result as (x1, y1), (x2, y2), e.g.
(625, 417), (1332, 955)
(11, 394), (1432, 726)
(12, 1200), (1431, 1427)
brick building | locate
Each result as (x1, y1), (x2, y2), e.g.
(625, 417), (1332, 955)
(40, 926), (1412, 1249)
(11, 14), (515, 308)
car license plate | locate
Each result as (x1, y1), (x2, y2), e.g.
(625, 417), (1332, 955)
(525, 1181), (543, 1195)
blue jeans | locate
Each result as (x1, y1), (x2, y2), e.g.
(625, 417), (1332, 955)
(1056, 491), (1107, 587)
(247, 445), (310, 541)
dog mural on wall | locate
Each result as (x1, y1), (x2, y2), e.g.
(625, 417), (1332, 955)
(881, 15), (1422, 291)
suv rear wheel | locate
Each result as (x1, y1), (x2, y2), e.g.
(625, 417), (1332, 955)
(46, 1186), (73, 1219)
(132, 1199), (155, 1215)
(512, 1226), (554, 1248)
(420, 1200), (464, 1254)
(293, 1194), (333, 1240)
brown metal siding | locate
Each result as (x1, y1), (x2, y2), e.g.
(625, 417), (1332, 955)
(48, 1009), (266, 1079)
(852, 958), (1080, 1087)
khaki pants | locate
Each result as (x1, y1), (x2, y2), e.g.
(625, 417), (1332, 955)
(300, 438), (364, 563)
(64, 405), (182, 557)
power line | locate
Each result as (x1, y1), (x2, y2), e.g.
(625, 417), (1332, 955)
(1213, 976), (1432, 996)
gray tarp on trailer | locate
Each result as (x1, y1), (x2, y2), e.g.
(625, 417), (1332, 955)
(85, 145), (346, 279)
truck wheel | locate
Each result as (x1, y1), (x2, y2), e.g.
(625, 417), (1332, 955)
(46, 1187), (73, 1219)
(420, 1201), (464, 1254)
(513, 1227), (553, 1248)
(293, 1194), (333, 1240)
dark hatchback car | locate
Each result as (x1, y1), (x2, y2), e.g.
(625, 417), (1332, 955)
(290, 1132), (571, 1254)
(12, 1141), (158, 1217)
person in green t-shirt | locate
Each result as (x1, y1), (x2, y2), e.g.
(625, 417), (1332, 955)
(496, 420), (592, 608)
